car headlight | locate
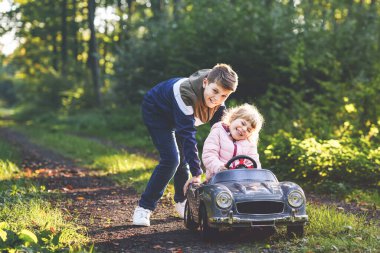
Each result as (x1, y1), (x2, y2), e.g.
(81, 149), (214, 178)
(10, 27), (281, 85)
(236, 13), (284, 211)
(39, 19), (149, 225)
(288, 190), (304, 208)
(216, 192), (233, 209)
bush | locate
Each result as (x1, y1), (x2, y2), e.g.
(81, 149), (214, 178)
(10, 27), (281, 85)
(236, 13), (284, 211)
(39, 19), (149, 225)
(262, 128), (380, 188)
(0, 77), (17, 106)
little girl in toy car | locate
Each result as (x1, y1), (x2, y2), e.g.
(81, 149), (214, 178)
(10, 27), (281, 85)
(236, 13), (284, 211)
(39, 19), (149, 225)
(202, 103), (264, 181)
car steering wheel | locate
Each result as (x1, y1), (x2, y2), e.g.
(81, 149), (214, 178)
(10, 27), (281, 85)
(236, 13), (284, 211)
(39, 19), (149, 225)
(225, 155), (258, 170)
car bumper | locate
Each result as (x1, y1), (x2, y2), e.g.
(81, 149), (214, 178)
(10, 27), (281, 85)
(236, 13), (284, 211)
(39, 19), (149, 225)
(209, 211), (308, 228)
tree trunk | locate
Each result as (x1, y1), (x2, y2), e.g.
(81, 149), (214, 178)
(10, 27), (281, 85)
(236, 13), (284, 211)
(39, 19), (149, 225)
(150, 0), (165, 20)
(52, 32), (59, 71)
(61, 0), (68, 75)
(117, 0), (124, 44)
(72, 0), (78, 62)
(127, 0), (133, 24)
(103, 16), (108, 78)
(87, 0), (102, 107)
(173, 0), (181, 21)
(117, 0), (134, 45)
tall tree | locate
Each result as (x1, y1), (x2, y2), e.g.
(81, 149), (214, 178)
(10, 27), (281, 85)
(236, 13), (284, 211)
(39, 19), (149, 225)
(116, 0), (124, 45)
(150, 0), (165, 19)
(173, 0), (181, 21)
(61, 0), (68, 75)
(127, 0), (134, 26)
(52, 31), (59, 71)
(87, 0), (102, 106)
(71, 0), (79, 62)
(116, 0), (135, 45)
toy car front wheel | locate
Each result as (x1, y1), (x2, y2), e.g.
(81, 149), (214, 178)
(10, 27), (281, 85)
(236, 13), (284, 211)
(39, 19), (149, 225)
(199, 205), (217, 241)
(184, 201), (198, 231)
(287, 224), (304, 237)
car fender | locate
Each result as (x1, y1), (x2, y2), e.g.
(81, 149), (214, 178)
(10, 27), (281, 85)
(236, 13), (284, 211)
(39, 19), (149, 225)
(196, 183), (233, 221)
(280, 181), (307, 214)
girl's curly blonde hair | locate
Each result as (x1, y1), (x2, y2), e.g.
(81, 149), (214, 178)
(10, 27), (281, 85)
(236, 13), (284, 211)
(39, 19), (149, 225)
(221, 103), (264, 135)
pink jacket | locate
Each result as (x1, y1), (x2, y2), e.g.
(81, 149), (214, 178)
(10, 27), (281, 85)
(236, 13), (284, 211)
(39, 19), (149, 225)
(202, 122), (261, 180)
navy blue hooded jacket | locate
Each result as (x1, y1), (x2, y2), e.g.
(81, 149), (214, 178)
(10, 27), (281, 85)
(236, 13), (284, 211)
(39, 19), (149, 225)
(142, 70), (225, 176)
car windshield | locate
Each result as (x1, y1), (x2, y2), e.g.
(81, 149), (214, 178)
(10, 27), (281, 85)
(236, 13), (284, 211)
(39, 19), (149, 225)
(210, 169), (278, 184)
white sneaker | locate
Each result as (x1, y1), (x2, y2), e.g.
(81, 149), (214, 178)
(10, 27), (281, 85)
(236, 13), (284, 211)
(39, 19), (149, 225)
(175, 200), (186, 219)
(132, 206), (152, 226)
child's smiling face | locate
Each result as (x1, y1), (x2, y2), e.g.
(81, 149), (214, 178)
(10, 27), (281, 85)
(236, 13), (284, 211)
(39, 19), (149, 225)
(229, 118), (254, 141)
(202, 79), (233, 108)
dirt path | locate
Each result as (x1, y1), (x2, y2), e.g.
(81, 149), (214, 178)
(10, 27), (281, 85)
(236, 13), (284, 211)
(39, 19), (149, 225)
(1, 128), (277, 253)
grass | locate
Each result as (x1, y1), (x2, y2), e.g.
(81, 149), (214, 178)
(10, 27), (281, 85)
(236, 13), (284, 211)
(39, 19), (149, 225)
(0, 137), (90, 252)
(12, 122), (157, 192)
(0, 196), (89, 251)
(305, 204), (379, 252)
(0, 139), (20, 180)
(242, 203), (380, 252)
(10, 105), (213, 153)
(345, 189), (380, 207)
(19, 106), (155, 151)
(0, 107), (16, 119)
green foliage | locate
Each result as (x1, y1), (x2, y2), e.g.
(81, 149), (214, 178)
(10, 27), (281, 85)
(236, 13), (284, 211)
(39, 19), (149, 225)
(261, 126), (380, 189)
(0, 138), (21, 180)
(240, 202), (380, 252)
(14, 72), (70, 109)
(18, 229), (38, 245)
(12, 70), (98, 112)
(345, 189), (380, 207)
(115, 0), (297, 102)
(13, 121), (156, 180)
(303, 203), (380, 252)
(3, 0), (380, 135)
(0, 178), (89, 252)
(0, 76), (17, 106)
(308, 205), (363, 237)
(0, 159), (19, 180)
(0, 136), (89, 252)
(25, 106), (153, 151)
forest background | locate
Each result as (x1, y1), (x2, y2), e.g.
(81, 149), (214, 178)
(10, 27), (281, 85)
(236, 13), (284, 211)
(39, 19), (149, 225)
(1, 0), (379, 193)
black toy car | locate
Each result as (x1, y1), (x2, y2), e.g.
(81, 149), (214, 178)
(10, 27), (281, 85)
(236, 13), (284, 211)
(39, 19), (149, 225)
(184, 155), (308, 240)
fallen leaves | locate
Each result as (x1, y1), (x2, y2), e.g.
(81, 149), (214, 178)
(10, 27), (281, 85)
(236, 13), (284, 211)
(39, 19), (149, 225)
(50, 227), (56, 234)
(24, 168), (33, 177)
(62, 184), (74, 192)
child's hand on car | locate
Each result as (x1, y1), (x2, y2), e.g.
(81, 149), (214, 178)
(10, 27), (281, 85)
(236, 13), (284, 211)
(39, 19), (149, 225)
(219, 164), (227, 171)
(183, 175), (202, 195)
(205, 164), (227, 181)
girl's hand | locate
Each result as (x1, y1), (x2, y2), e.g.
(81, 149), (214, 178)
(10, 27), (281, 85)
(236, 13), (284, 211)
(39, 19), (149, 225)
(206, 165), (227, 181)
(183, 175), (202, 195)
(219, 164), (227, 171)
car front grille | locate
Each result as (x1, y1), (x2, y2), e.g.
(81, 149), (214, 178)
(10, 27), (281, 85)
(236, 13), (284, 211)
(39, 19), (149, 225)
(236, 201), (284, 214)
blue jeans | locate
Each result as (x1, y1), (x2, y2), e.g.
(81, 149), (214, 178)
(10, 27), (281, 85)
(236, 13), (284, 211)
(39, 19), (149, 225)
(139, 99), (190, 211)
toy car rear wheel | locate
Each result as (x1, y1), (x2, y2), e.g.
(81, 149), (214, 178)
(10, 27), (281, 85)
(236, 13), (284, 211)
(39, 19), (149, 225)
(184, 200), (198, 231)
(287, 224), (304, 237)
(199, 205), (217, 241)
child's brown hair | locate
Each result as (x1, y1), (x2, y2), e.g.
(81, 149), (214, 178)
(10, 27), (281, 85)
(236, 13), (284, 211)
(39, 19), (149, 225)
(207, 63), (238, 92)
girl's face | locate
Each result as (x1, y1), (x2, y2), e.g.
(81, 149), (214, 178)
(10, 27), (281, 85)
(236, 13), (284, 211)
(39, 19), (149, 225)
(203, 79), (233, 108)
(229, 118), (254, 141)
